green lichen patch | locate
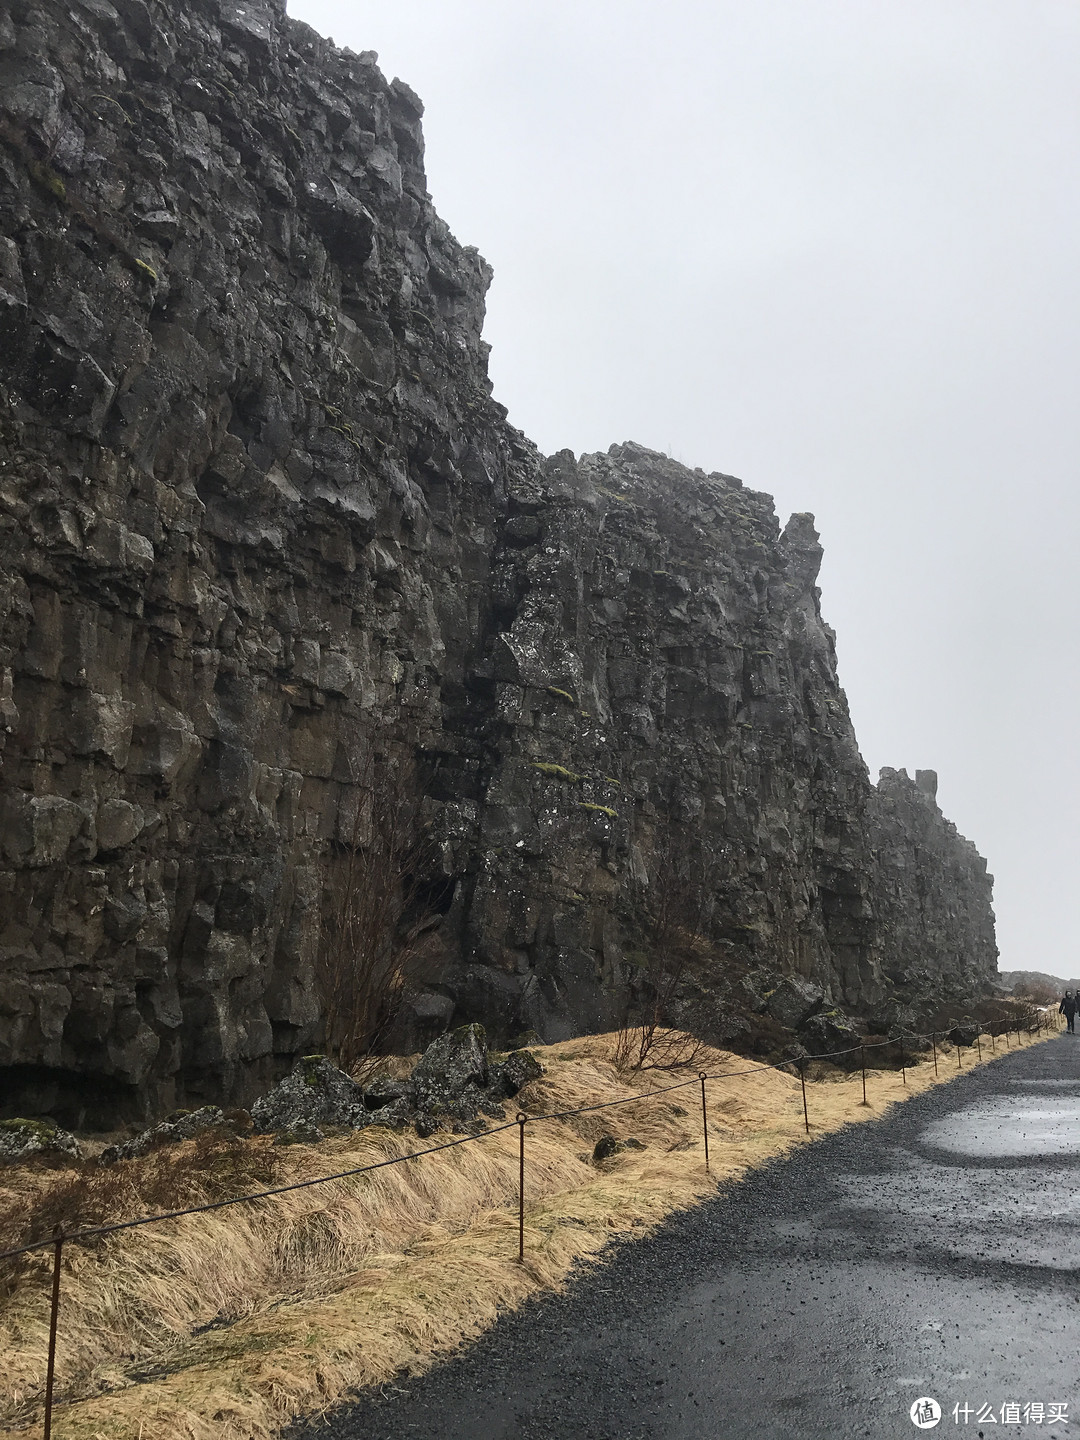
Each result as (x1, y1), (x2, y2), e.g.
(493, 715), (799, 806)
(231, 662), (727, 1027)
(578, 803), (617, 819)
(28, 160), (66, 202)
(0, 1117), (58, 1139)
(532, 762), (581, 784)
(546, 686), (576, 705)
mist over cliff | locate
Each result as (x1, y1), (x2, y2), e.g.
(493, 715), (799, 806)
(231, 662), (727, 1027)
(0, 0), (996, 1121)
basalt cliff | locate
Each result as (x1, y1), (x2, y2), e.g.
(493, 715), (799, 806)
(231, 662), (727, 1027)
(0, 0), (997, 1122)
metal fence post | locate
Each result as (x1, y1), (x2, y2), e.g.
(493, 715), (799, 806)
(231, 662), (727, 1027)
(799, 1058), (810, 1134)
(516, 1113), (527, 1264)
(976, 1032), (982, 1061)
(860, 1044), (868, 1106)
(931, 1032), (938, 1077)
(699, 1073), (710, 1172)
(43, 1228), (63, 1440)
(899, 1034), (906, 1086)
(990, 1028), (996, 1051)
(956, 1037), (962, 1069)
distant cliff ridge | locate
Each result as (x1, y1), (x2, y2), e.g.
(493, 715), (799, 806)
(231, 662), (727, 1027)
(0, 0), (997, 1121)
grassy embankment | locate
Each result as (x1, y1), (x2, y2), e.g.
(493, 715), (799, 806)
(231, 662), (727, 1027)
(0, 1020), (1059, 1440)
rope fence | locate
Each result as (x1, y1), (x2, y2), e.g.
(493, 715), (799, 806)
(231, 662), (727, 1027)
(2, 1006), (1063, 1437)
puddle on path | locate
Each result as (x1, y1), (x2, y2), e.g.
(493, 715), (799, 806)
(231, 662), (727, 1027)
(921, 1096), (1080, 1158)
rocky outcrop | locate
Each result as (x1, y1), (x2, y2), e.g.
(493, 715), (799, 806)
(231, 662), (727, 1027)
(249, 1027), (544, 1139)
(99, 1102), (250, 1162)
(0, 1116), (80, 1163)
(0, 0), (998, 1124)
(250, 1056), (372, 1140)
(866, 768), (997, 1018)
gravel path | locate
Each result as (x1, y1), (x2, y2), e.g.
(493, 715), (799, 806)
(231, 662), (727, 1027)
(298, 1036), (1080, 1440)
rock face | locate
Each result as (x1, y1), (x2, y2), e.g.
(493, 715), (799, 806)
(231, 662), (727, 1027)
(867, 768), (997, 1016)
(0, 0), (998, 1123)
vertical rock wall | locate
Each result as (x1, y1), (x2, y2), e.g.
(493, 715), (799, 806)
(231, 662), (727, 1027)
(0, 0), (997, 1121)
(867, 768), (997, 1009)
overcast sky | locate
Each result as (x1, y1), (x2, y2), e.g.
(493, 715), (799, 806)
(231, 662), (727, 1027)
(288, 0), (1080, 977)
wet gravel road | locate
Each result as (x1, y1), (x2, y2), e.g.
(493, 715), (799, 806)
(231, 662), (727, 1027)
(303, 1036), (1080, 1440)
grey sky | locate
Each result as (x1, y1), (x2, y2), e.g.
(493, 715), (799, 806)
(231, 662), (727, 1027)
(288, 0), (1080, 975)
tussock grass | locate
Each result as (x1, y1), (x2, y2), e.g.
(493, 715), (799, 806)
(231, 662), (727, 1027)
(0, 1024), (1057, 1439)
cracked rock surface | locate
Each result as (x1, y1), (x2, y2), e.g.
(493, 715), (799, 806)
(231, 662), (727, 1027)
(0, 0), (997, 1125)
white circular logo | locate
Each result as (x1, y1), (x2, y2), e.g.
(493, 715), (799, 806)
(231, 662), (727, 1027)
(910, 1397), (942, 1429)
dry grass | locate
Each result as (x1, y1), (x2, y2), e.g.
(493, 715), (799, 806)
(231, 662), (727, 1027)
(0, 1022), (1059, 1440)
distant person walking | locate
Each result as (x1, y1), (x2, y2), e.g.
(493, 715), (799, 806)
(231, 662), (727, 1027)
(1060, 992), (1078, 1033)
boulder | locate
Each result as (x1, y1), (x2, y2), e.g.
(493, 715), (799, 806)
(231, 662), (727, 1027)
(947, 1021), (981, 1048)
(778, 1041), (810, 1070)
(889, 1026), (933, 1054)
(411, 1023), (488, 1103)
(592, 1134), (625, 1161)
(251, 1055), (369, 1134)
(272, 1120), (326, 1146)
(0, 1117), (80, 1164)
(732, 970), (771, 1014)
(867, 1002), (921, 1035)
(799, 1010), (863, 1065)
(765, 977), (824, 1031)
(100, 1106), (249, 1164)
(490, 1049), (543, 1098)
(362, 1074), (410, 1110)
(247, 1029), (541, 1141)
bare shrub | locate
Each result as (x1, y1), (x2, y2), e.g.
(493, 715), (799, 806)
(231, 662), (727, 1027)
(1012, 979), (1059, 1006)
(317, 750), (439, 1079)
(971, 995), (1047, 1035)
(612, 821), (716, 1071)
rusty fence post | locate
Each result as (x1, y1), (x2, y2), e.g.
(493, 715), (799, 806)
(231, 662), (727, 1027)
(699, 1073), (710, 1172)
(43, 1228), (63, 1440)
(976, 1032), (982, 1061)
(799, 1058), (810, 1134)
(931, 1032), (938, 1077)
(860, 1045), (868, 1106)
(516, 1113), (527, 1264)
(899, 1035), (906, 1086)
(991, 1028), (996, 1052)
(1004, 1027), (1010, 1049)
(956, 1037), (962, 1069)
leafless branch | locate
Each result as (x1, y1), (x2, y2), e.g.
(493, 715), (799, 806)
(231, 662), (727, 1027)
(316, 750), (438, 1079)
(612, 820), (717, 1072)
